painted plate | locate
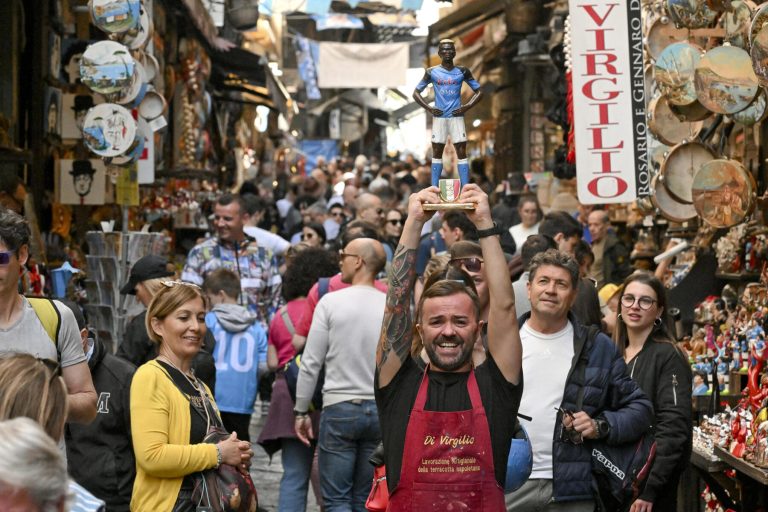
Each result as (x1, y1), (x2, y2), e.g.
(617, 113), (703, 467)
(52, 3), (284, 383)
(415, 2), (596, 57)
(695, 45), (758, 114)
(120, 7), (153, 50)
(660, 141), (716, 203)
(648, 95), (704, 145)
(655, 42), (703, 106)
(750, 2), (768, 48)
(79, 41), (135, 95)
(730, 88), (768, 125)
(751, 23), (768, 87)
(666, 0), (717, 29)
(89, 0), (140, 34)
(723, 1), (755, 49)
(114, 61), (146, 106)
(81, 103), (137, 157)
(692, 159), (754, 227)
(651, 174), (699, 222)
(646, 17), (690, 60)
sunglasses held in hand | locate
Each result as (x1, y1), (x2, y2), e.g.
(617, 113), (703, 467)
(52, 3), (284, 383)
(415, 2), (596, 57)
(450, 257), (483, 273)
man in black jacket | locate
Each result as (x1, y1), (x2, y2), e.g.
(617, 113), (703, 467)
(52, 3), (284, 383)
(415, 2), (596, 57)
(505, 250), (652, 511)
(62, 301), (136, 512)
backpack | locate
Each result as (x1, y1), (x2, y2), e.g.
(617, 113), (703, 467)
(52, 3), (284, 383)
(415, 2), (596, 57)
(28, 297), (62, 360)
(575, 327), (657, 511)
(283, 277), (330, 411)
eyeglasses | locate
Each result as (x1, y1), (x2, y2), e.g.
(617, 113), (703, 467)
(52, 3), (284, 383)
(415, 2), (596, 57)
(450, 257), (483, 273)
(161, 280), (202, 291)
(387, 219), (404, 226)
(0, 251), (12, 265)
(620, 294), (657, 311)
(556, 407), (583, 445)
(339, 250), (361, 261)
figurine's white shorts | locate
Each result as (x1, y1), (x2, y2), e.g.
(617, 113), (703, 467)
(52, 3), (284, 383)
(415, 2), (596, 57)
(432, 116), (467, 144)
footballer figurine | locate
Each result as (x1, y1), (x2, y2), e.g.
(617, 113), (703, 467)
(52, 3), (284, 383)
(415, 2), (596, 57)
(413, 39), (483, 190)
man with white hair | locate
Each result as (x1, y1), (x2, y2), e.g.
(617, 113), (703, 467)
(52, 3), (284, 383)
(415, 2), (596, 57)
(0, 418), (69, 511)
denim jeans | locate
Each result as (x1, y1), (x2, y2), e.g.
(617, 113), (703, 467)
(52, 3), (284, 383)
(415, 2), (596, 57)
(279, 439), (314, 512)
(505, 479), (595, 512)
(318, 400), (381, 512)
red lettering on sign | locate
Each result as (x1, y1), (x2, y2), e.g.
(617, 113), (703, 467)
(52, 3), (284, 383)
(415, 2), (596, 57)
(588, 175), (628, 198)
(580, 4), (619, 26)
(589, 127), (624, 151)
(582, 78), (619, 101)
(584, 53), (619, 76)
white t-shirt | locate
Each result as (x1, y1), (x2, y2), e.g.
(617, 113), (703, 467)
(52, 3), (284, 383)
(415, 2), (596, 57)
(509, 222), (540, 256)
(519, 320), (574, 479)
(243, 226), (291, 256)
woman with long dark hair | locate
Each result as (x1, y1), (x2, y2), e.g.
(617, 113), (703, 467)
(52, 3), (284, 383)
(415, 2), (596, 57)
(613, 272), (692, 512)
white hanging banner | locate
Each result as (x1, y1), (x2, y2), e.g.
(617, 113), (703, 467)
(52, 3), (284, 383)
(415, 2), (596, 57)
(568, 0), (648, 204)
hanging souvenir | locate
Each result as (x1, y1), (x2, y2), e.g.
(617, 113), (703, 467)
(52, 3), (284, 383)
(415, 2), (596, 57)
(659, 140), (716, 203)
(692, 159), (755, 227)
(120, 6), (153, 50)
(695, 44), (759, 114)
(111, 133), (145, 165)
(730, 89), (768, 125)
(651, 174), (699, 222)
(114, 61), (147, 106)
(669, 100), (713, 122)
(81, 103), (137, 157)
(751, 23), (768, 87)
(648, 95), (704, 145)
(80, 41), (136, 95)
(750, 2), (768, 47)
(646, 16), (690, 60)
(89, 0), (141, 34)
(723, 1), (755, 49)
(143, 53), (159, 83)
(666, 0), (717, 29)
(138, 90), (168, 131)
(655, 42), (703, 106)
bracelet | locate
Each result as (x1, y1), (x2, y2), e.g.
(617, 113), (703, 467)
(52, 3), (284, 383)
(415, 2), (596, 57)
(476, 222), (503, 238)
(215, 445), (222, 469)
(293, 409), (309, 418)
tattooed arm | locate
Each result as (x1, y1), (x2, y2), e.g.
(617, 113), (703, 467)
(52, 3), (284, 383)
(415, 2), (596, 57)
(377, 187), (441, 388)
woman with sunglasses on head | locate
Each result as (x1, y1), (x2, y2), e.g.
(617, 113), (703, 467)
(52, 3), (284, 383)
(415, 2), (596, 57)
(614, 272), (692, 512)
(301, 222), (327, 249)
(130, 282), (254, 512)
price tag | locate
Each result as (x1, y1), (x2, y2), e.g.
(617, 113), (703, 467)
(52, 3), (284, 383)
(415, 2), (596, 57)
(149, 115), (167, 132)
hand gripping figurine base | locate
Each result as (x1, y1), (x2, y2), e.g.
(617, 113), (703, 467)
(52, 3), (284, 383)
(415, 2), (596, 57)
(414, 39), (483, 210)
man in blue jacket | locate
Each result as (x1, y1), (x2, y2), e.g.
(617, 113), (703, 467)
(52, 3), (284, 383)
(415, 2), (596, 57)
(506, 249), (653, 511)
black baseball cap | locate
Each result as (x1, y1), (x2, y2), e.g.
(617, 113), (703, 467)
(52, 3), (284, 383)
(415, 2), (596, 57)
(120, 255), (174, 295)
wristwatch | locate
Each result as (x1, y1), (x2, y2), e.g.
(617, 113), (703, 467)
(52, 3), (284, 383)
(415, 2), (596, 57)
(476, 222), (503, 238)
(293, 409), (308, 418)
(594, 417), (611, 439)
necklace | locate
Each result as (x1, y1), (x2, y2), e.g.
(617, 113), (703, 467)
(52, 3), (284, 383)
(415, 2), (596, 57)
(157, 355), (199, 390)
(157, 355), (213, 431)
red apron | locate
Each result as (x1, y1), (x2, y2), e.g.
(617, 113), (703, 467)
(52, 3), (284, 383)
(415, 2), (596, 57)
(387, 368), (505, 511)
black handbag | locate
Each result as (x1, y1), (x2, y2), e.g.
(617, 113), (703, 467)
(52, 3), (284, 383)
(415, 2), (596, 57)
(162, 365), (258, 512)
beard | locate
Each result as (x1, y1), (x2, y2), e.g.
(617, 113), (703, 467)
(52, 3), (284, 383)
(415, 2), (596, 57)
(425, 334), (474, 372)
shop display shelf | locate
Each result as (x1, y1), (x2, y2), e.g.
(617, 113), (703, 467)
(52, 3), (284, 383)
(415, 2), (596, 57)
(691, 447), (728, 473)
(713, 445), (768, 485)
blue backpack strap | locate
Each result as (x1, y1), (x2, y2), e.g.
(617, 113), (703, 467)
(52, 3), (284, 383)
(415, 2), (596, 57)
(318, 277), (331, 300)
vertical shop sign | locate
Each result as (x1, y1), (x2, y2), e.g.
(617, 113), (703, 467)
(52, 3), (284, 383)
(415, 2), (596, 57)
(568, 0), (648, 204)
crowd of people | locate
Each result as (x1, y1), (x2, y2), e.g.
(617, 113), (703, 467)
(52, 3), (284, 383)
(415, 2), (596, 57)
(0, 154), (693, 512)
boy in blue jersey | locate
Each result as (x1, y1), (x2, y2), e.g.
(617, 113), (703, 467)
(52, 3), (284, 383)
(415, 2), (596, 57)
(413, 39), (484, 189)
(202, 268), (269, 442)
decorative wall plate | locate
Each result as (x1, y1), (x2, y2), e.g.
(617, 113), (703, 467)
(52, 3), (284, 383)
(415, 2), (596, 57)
(730, 88), (768, 125)
(120, 7), (153, 50)
(651, 174), (699, 222)
(89, 0), (141, 34)
(114, 60), (147, 106)
(647, 16), (690, 60)
(750, 2), (768, 47)
(694, 45), (759, 114)
(660, 140), (716, 203)
(751, 23), (768, 87)
(669, 99), (713, 121)
(648, 95), (705, 145)
(80, 41), (136, 95)
(81, 103), (137, 157)
(666, 0), (717, 29)
(655, 42), (703, 106)
(723, 1), (755, 49)
(692, 159), (754, 227)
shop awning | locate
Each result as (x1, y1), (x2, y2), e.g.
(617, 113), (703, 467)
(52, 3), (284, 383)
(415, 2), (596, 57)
(308, 89), (389, 116)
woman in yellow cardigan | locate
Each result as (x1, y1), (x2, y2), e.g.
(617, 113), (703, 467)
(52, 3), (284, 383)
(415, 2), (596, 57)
(130, 281), (253, 511)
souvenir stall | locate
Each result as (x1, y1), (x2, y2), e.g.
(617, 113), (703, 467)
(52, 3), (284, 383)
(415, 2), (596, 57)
(631, 1), (768, 510)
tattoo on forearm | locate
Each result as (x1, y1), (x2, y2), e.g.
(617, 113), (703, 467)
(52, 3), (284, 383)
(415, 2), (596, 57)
(378, 244), (417, 369)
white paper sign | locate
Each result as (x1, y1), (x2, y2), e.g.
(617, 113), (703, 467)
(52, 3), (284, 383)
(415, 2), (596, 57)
(568, 0), (649, 204)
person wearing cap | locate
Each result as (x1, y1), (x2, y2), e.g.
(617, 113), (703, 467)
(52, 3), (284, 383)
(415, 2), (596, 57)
(598, 283), (621, 336)
(70, 160), (96, 198)
(376, 184), (522, 509)
(61, 300), (136, 512)
(117, 255), (217, 390)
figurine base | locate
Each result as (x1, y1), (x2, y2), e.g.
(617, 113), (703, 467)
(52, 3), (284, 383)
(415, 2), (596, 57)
(422, 201), (476, 211)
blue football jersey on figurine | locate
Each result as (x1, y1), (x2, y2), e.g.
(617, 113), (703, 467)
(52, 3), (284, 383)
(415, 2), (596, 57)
(415, 65), (481, 118)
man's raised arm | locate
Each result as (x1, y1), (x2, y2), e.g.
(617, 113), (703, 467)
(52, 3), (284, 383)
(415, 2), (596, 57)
(460, 184), (521, 385)
(377, 187), (440, 388)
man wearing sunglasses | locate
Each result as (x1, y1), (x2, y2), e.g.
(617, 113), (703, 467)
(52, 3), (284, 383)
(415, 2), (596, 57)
(376, 184), (522, 509)
(0, 208), (97, 424)
(506, 249), (652, 511)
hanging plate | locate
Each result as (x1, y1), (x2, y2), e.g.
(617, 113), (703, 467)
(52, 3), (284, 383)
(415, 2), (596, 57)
(730, 88), (768, 125)
(668, 99), (713, 121)
(647, 16), (690, 60)
(79, 41), (136, 95)
(648, 95), (705, 145)
(114, 61), (147, 106)
(651, 174), (699, 222)
(723, 1), (755, 49)
(751, 23), (768, 87)
(655, 42), (703, 106)
(89, 0), (141, 34)
(695, 45), (759, 114)
(750, 2), (768, 47)
(120, 7), (153, 50)
(666, 0), (717, 29)
(692, 159), (754, 227)
(81, 103), (137, 157)
(659, 141), (716, 203)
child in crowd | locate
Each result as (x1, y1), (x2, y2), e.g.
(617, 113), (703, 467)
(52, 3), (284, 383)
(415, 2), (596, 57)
(203, 269), (269, 442)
